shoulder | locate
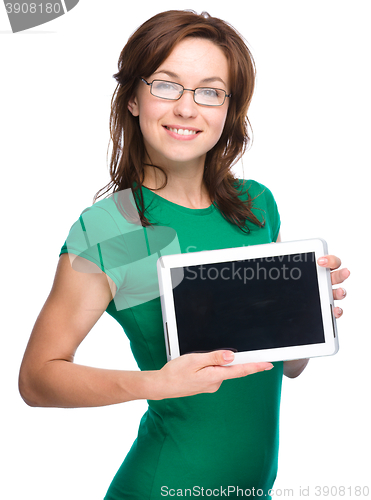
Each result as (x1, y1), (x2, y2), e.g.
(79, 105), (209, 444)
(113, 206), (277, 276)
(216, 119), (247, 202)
(78, 196), (119, 233)
(60, 193), (141, 293)
(60, 191), (142, 259)
(79, 194), (121, 224)
(71, 191), (142, 240)
(234, 178), (281, 240)
(233, 178), (277, 206)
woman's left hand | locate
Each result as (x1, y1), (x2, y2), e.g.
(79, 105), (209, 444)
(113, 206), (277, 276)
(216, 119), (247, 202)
(284, 253), (350, 378)
(317, 255), (350, 318)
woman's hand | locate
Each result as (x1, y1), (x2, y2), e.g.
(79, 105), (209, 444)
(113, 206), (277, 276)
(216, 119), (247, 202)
(317, 255), (350, 318)
(151, 351), (273, 400)
(285, 253), (350, 379)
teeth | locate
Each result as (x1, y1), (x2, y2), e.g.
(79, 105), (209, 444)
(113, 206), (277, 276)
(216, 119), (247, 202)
(167, 127), (197, 136)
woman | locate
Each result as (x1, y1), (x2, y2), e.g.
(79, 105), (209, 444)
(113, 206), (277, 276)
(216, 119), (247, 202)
(18, 10), (349, 499)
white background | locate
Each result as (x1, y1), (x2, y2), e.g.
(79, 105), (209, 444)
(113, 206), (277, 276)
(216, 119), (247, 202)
(1, 1), (369, 498)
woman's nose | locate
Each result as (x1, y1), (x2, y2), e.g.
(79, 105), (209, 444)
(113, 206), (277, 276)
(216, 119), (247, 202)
(172, 90), (199, 119)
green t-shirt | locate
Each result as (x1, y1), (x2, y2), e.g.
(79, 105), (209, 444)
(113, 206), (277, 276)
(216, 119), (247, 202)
(60, 179), (282, 500)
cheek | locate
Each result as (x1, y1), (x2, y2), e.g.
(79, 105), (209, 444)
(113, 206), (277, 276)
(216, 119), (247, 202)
(209, 109), (229, 142)
(220, 111), (228, 134)
(137, 100), (168, 135)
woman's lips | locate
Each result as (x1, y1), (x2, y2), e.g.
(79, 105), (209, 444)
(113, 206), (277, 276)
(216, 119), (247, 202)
(163, 125), (202, 139)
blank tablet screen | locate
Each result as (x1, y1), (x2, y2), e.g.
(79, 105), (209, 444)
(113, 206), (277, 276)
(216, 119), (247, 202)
(170, 252), (325, 355)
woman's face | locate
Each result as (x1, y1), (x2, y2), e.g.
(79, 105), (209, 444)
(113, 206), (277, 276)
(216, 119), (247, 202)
(128, 37), (230, 171)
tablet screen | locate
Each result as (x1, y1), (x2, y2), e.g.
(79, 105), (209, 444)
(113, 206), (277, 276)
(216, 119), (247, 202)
(170, 252), (325, 355)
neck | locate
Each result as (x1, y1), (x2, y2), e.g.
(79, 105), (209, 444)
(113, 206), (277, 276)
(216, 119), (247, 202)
(142, 162), (212, 209)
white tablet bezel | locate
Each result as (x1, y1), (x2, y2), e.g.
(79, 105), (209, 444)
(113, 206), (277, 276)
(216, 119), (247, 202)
(157, 238), (339, 365)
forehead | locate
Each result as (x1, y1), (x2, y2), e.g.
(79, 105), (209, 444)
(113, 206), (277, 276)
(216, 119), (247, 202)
(153, 38), (230, 87)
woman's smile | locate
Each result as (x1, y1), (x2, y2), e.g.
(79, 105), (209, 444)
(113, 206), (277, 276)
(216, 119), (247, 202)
(163, 125), (202, 139)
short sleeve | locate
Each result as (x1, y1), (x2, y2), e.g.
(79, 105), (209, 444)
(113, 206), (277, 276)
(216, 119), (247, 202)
(59, 202), (130, 291)
(59, 191), (182, 311)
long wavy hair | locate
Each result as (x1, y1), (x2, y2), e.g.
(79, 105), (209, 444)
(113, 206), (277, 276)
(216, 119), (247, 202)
(94, 10), (265, 232)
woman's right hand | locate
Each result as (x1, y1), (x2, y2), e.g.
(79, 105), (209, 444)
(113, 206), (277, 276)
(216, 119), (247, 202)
(151, 351), (273, 400)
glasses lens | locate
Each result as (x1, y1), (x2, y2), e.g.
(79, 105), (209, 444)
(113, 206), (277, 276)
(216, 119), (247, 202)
(151, 80), (183, 100)
(195, 88), (226, 106)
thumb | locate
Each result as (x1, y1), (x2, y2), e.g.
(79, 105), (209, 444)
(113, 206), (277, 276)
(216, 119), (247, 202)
(193, 350), (235, 368)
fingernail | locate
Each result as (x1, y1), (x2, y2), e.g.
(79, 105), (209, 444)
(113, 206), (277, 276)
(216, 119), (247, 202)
(341, 288), (347, 298)
(338, 307), (343, 316)
(265, 363), (274, 371)
(318, 257), (328, 265)
(223, 351), (235, 362)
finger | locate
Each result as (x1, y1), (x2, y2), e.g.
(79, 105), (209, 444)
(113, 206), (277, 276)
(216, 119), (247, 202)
(220, 362), (274, 381)
(190, 350), (236, 369)
(333, 306), (343, 318)
(330, 267), (351, 286)
(333, 287), (347, 300)
(317, 255), (342, 270)
(192, 350), (273, 373)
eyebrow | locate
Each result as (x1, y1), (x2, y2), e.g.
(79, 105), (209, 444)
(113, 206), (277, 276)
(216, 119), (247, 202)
(153, 69), (227, 87)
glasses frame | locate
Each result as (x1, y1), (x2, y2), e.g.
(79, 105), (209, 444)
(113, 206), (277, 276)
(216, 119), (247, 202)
(140, 78), (232, 107)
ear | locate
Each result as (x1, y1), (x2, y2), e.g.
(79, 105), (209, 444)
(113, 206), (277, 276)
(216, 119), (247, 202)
(128, 95), (139, 117)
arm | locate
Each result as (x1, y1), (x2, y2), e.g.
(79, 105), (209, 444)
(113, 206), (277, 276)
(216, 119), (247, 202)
(276, 232), (350, 378)
(19, 254), (273, 408)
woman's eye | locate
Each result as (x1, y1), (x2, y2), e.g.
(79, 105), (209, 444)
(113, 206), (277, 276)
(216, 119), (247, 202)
(157, 82), (177, 91)
(200, 88), (219, 97)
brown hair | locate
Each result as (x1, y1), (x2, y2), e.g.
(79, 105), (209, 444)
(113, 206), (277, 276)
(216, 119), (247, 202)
(94, 10), (264, 232)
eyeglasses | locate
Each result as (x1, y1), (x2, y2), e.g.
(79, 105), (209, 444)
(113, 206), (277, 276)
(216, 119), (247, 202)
(140, 78), (231, 107)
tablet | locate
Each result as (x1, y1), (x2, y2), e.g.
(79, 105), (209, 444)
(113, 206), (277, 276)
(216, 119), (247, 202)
(157, 239), (339, 365)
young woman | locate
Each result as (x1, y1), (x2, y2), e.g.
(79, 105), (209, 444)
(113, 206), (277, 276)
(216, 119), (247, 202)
(19, 10), (349, 500)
